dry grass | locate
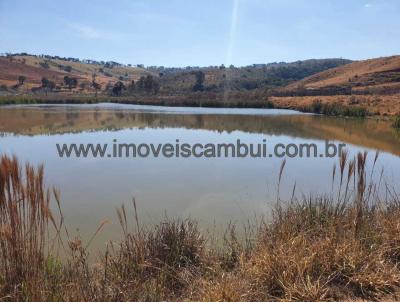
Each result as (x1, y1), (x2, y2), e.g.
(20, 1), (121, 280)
(0, 155), (62, 300)
(271, 95), (400, 116)
(285, 55), (400, 90)
(1, 153), (400, 301)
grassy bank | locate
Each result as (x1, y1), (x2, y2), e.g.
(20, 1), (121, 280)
(1, 153), (400, 301)
(0, 93), (275, 109)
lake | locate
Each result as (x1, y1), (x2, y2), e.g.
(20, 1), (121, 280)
(1, 103), (399, 250)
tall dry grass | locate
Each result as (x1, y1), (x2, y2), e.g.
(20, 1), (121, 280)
(202, 151), (400, 301)
(0, 152), (400, 301)
(0, 155), (63, 300)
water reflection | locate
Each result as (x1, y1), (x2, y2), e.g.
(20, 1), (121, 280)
(0, 105), (399, 156)
(0, 104), (399, 250)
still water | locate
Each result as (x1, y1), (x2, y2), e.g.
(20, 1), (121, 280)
(1, 104), (399, 249)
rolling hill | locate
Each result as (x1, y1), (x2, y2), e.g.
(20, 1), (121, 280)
(281, 55), (400, 95)
(271, 56), (400, 115)
(0, 55), (155, 92)
(155, 59), (352, 94)
(0, 54), (351, 95)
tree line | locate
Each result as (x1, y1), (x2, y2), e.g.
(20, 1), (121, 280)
(28, 74), (161, 97)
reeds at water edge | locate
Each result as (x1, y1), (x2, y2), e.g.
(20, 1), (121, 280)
(0, 151), (400, 301)
(0, 155), (62, 300)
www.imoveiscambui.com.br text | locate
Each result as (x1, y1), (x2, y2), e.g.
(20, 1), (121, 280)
(56, 139), (347, 159)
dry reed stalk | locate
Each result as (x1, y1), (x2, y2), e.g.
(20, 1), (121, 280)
(0, 154), (61, 299)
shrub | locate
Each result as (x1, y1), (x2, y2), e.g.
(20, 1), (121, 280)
(39, 61), (50, 69)
(265, 100), (275, 108)
(107, 202), (206, 296)
(393, 115), (400, 129)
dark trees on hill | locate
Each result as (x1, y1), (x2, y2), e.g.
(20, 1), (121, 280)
(92, 82), (102, 96)
(39, 61), (50, 69)
(112, 81), (125, 96)
(91, 74), (101, 97)
(128, 80), (136, 93)
(41, 77), (55, 89)
(63, 76), (78, 90)
(136, 75), (159, 94)
(144, 75), (159, 94)
(192, 71), (205, 92)
(41, 77), (55, 95)
(17, 76), (26, 86)
(137, 76), (145, 91)
(41, 77), (49, 88)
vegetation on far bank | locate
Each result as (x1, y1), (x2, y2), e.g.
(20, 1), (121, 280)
(0, 93), (375, 118)
(0, 93), (275, 109)
(300, 100), (369, 117)
(1, 152), (400, 301)
(7, 93), (400, 126)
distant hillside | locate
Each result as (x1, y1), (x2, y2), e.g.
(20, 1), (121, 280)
(3, 53), (400, 115)
(269, 56), (400, 116)
(0, 54), (155, 92)
(277, 55), (400, 96)
(0, 54), (351, 95)
(156, 59), (352, 94)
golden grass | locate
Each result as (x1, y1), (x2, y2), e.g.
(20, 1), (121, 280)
(285, 55), (400, 90)
(271, 95), (400, 116)
(0, 152), (400, 301)
(0, 155), (62, 300)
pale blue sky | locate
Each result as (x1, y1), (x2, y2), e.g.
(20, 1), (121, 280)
(0, 0), (399, 67)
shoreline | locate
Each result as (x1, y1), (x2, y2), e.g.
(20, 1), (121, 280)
(1, 93), (397, 123)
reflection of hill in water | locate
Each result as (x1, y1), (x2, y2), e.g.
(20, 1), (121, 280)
(1, 107), (400, 156)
